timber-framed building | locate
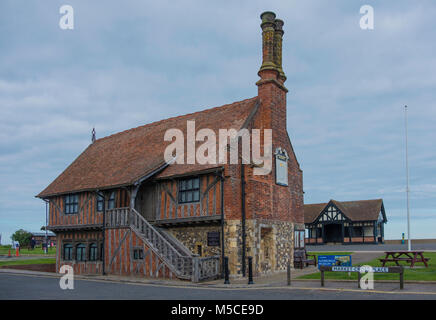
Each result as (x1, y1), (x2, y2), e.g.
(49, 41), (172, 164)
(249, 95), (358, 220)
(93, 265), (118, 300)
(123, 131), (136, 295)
(304, 199), (387, 245)
(37, 11), (304, 281)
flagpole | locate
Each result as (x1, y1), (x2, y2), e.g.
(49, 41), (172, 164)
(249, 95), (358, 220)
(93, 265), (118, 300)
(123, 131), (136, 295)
(405, 105), (411, 251)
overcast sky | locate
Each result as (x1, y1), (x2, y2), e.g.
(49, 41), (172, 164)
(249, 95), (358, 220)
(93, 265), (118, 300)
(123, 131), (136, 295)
(1, 0), (435, 243)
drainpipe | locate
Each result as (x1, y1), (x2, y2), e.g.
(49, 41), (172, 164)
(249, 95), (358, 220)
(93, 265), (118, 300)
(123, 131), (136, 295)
(219, 169), (225, 278)
(96, 190), (106, 275)
(241, 163), (247, 277)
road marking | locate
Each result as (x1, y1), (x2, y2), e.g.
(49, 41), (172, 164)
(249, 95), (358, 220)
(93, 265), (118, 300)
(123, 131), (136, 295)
(1, 272), (436, 296)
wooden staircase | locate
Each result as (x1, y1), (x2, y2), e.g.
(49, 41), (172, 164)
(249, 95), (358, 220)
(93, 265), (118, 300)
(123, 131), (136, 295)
(106, 207), (220, 281)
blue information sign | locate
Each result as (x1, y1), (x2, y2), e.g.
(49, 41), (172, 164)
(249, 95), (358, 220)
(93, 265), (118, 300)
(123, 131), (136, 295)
(318, 255), (352, 269)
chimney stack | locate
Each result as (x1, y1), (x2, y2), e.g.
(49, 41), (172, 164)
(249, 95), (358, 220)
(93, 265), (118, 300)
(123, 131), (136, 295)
(257, 11), (287, 90)
(258, 11), (277, 74)
(273, 19), (286, 82)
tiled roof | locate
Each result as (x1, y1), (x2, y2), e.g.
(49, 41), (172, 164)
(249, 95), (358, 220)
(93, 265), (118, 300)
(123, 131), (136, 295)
(38, 97), (259, 198)
(304, 203), (328, 224)
(304, 199), (384, 223)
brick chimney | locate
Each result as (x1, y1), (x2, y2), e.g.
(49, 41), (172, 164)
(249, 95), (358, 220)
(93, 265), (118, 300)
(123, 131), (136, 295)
(256, 11), (288, 133)
(256, 11), (287, 90)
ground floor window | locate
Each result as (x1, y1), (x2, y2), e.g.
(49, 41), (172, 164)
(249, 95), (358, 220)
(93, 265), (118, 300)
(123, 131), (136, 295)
(353, 226), (363, 237)
(63, 243), (73, 260)
(294, 230), (305, 248)
(89, 243), (98, 261)
(133, 248), (144, 260)
(76, 243), (86, 261)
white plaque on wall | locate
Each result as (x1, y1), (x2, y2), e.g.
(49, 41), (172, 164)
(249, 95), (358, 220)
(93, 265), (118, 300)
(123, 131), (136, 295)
(275, 147), (289, 186)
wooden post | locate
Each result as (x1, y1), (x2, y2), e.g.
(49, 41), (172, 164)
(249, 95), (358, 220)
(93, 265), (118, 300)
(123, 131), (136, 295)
(400, 267), (404, 290)
(287, 263), (291, 286)
(357, 269), (361, 289)
(321, 268), (325, 287)
(192, 256), (199, 283)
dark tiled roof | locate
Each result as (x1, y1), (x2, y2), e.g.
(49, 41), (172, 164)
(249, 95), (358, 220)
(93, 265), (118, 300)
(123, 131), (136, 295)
(38, 97), (258, 198)
(303, 203), (327, 224)
(304, 199), (384, 223)
(31, 232), (56, 237)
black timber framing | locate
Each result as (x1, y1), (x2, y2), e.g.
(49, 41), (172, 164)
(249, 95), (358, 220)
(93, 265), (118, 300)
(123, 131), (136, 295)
(305, 201), (381, 245)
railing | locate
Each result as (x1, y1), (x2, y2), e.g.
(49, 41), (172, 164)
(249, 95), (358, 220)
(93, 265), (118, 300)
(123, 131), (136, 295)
(129, 208), (192, 279)
(105, 207), (221, 282)
(155, 227), (193, 257)
(192, 255), (221, 282)
(106, 207), (130, 227)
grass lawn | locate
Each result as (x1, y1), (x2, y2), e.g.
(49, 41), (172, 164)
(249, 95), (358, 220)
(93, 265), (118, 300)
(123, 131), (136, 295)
(0, 245), (56, 256)
(299, 252), (436, 281)
(0, 258), (56, 267)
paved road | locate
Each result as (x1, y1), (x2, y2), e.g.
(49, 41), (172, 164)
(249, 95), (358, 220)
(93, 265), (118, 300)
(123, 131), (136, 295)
(308, 243), (436, 252)
(1, 273), (435, 300)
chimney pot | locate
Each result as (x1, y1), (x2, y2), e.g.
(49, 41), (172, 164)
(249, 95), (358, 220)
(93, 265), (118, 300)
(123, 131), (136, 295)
(273, 19), (286, 82)
(260, 11), (276, 25)
(258, 11), (277, 75)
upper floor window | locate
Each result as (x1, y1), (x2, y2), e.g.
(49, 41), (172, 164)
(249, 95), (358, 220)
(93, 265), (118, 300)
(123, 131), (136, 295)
(107, 191), (116, 210)
(76, 243), (86, 261)
(63, 243), (73, 260)
(89, 243), (98, 261)
(64, 194), (79, 214)
(96, 194), (104, 212)
(178, 177), (200, 204)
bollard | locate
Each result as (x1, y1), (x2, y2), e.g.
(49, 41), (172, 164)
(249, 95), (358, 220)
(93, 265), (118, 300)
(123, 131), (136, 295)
(287, 263), (291, 286)
(321, 268), (325, 287)
(224, 257), (230, 284)
(248, 256), (254, 285)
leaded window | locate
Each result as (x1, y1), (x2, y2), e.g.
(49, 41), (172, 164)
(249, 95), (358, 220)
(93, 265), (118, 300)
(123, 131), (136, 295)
(63, 243), (73, 260)
(133, 248), (144, 260)
(64, 194), (79, 214)
(178, 177), (200, 203)
(89, 243), (98, 261)
(76, 243), (86, 261)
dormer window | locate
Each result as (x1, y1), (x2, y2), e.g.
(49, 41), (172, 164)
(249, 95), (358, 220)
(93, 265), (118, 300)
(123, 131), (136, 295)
(178, 177), (200, 204)
(64, 194), (79, 214)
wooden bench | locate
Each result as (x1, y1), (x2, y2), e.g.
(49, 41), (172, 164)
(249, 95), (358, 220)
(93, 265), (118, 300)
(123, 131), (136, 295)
(294, 249), (317, 269)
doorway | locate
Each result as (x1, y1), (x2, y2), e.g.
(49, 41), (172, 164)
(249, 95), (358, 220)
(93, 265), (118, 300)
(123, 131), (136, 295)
(260, 227), (275, 273)
(324, 224), (343, 243)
